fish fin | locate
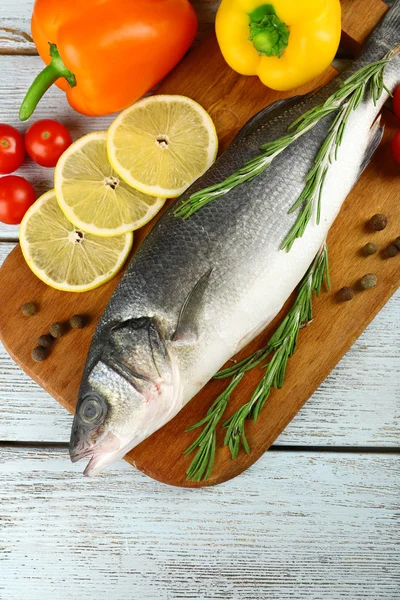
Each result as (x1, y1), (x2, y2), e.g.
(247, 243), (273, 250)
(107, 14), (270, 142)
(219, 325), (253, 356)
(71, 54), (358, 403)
(232, 93), (315, 144)
(172, 268), (213, 343)
(358, 119), (385, 177)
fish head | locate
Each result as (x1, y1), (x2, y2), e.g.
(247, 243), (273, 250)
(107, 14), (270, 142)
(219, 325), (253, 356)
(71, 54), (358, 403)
(70, 317), (179, 476)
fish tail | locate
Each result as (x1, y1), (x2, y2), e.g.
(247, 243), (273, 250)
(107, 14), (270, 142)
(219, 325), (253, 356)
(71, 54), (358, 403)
(362, 0), (400, 55)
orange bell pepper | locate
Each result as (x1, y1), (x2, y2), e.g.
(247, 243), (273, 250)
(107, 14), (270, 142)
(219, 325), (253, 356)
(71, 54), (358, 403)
(19, 0), (198, 120)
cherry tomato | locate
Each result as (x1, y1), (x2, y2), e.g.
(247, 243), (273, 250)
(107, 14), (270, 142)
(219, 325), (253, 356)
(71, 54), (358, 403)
(393, 86), (400, 120)
(0, 176), (36, 224)
(0, 124), (25, 174)
(392, 130), (400, 165)
(25, 120), (72, 168)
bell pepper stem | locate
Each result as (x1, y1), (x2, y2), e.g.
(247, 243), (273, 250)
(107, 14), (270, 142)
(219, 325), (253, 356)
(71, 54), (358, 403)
(19, 43), (76, 121)
(248, 4), (290, 59)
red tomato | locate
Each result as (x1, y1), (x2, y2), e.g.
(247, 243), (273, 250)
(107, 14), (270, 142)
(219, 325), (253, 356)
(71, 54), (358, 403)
(0, 176), (36, 224)
(393, 86), (400, 120)
(25, 120), (72, 167)
(0, 124), (25, 174)
(392, 130), (400, 165)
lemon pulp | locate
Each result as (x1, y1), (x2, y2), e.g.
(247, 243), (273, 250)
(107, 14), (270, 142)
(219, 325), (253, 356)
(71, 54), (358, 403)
(20, 190), (133, 293)
(108, 95), (218, 198)
(55, 132), (164, 237)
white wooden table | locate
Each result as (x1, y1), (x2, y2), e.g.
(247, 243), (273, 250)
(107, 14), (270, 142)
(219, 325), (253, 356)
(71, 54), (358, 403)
(0, 2), (399, 599)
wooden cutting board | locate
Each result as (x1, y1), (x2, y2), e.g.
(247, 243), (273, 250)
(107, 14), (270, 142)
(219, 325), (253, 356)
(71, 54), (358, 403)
(0, 0), (398, 487)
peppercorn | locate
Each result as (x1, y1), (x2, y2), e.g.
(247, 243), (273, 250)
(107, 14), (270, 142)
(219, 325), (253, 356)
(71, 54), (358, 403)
(69, 314), (89, 329)
(368, 214), (388, 231)
(360, 273), (377, 290)
(363, 242), (378, 256)
(31, 346), (49, 362)
(22, 302), (38, 317)
(37, 334), (54, 349)
(382, 244), (398, 258)
(49, 321), (68, 338)
(337, 287), (354, 302)
(394, 237), (400, 251)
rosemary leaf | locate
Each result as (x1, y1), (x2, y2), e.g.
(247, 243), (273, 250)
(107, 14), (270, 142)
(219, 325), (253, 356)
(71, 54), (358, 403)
(222, 244), (329, 457)
(175, 48), (397, 242)
(185, 244), (330, 481)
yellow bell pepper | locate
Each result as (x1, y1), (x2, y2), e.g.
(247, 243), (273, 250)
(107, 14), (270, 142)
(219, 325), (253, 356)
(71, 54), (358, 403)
(216, 0), (341, 91)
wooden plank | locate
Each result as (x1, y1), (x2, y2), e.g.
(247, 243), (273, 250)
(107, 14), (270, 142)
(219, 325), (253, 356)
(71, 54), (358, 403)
(0, 242), (398, 446)
(0, 244), (72, 442)
(1, 56), (399, 486)
(0, 0), (219, 55)
(0, 0), (389, 55)
(341, 0), (388, 51)
(0, 447), (399, 600)
(0, 0), (34, 55)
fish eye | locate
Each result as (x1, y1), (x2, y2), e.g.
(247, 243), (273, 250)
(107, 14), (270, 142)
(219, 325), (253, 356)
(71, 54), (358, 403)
(79, 396), (106, 427)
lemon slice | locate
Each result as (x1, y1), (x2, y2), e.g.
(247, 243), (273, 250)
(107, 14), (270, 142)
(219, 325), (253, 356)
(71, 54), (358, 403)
(20, 190), (133, 293)
(55, 131), (164, 237)
(107, 95), (218, 198)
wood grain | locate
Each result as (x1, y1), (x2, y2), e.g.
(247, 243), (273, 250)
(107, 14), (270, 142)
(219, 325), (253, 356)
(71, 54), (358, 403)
(0, 292), (398, 445)
(0, 447), (399, 600)
(0, 1), (399, 486)
(0, 239), (398, 446)
(340, 0), (388, 48)
(0, 0), (388, 54)
(0, 0), (389, 240)
(0, 0), (220, 54)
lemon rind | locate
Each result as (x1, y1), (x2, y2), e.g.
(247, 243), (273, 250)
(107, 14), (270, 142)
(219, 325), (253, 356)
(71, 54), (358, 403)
(20, 190), (133, 293)
(107, 94), (218, 198)
(55, 131), (164, 236)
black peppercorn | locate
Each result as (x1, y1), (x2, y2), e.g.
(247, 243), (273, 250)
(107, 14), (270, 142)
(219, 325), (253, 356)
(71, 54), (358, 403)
(360, 273), (377, 289)
(337, 287), (354, 302)
(368, 214), (388, 231)
(363, 242), (378, 256)
(37, 334), (54, 349)
(394, 237), (400, 251)
(22, 302), (38, 317)
(69, 314), (89, 329)
(49, 322), (68, 338)
(31, 346), (49, 362)
(383, 244), (398, 258)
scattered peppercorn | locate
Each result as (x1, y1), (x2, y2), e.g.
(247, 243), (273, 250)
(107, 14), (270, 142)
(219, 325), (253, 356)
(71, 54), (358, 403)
(37, 334), (54, 349)
(49, 321), (68, 338)
(382, 244), (398, 258)
(31, 346), (49, 362)
(368, 214), (388, 231)
(360, 273), (377, 290)
(337, 287), (354, 302)
(394, 237), (400, 251)
(22, 302), (37, 317)
(70, 314), (89, 329)
(363, 242), (378, 256)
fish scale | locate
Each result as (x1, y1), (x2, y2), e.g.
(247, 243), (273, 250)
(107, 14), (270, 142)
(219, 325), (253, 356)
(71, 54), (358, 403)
(70, 2), (400, 475)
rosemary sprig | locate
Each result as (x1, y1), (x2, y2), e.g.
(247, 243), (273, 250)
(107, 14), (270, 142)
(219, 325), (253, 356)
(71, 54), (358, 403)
(185, 244), (330, 481)
(175, 131), (307, 219)
(223, 244), (330, 458)
(184, 374), (243, 482)
(280, 91), (361, 251)
(175, 48), (397, 223)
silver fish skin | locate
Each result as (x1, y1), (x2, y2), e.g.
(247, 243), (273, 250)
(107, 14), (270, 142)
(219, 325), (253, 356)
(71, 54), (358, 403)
(70, 3), (400, 475)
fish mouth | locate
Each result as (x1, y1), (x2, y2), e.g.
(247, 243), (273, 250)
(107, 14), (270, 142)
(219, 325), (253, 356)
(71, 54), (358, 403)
(69, 431), (122, 476)
(70, 445), (95, 463)
(82, 440), (135, 477)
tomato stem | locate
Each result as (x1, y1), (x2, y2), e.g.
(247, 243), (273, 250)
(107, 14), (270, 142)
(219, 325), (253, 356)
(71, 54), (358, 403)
(19, 43), (76, 122)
